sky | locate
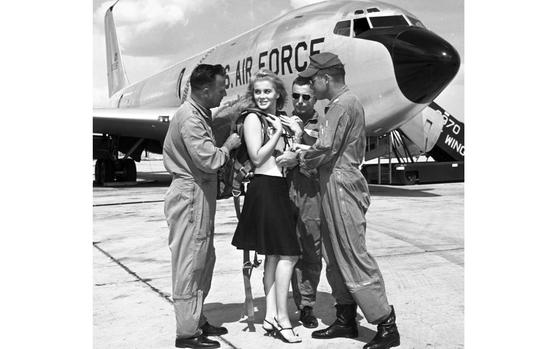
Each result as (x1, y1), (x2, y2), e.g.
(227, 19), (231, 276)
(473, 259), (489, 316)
(92, 0), (464, 117)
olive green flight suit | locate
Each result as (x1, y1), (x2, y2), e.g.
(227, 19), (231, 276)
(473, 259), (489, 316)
(288, 111), (322, 309)
(163, 97), (230, 338)
(301, 86), (392, 324)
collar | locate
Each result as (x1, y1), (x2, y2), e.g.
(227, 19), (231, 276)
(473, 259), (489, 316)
(309, 110), (319, 122)
(328, 85), (349, 106)
(325, 86), (349, 114)
(293, 109), (319, 124)
(187, 96), (212, 121)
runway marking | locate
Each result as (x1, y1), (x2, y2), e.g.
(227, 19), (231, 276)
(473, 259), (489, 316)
(93, 242), (241, 349)
(93, 199), (164, 207)
(216, 336), (239, 349)
(375, 247), (464, 259)
(373, 229), (464, 267)
(93, 242), (173, 304)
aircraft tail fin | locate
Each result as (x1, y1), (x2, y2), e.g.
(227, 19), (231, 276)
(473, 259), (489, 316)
(104, 0), (129, 97)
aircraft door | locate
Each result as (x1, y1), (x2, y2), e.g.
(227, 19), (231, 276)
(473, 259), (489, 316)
(399, 107), (444, 154)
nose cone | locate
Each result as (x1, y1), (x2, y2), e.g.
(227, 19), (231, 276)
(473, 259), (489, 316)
(358, 27), (460, 104)
(391, 29), (460, 104)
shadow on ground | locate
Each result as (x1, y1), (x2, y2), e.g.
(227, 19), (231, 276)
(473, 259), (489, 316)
(137, 171), (172, 185)
(203, 291), (376, 344)
(92, 171), (172, 188)
(369, 185), (440, 197)
(95, 173), (440, 199)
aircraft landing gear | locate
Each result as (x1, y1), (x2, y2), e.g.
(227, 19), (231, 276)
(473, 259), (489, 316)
(95, 159), (115, 185)
(94, 135), (143, 185)
(94, 158), (137, 185)
(115, 159), (137, 182)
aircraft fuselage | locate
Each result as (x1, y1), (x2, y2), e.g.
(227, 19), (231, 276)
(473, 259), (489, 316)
(101, 1), (459, 140)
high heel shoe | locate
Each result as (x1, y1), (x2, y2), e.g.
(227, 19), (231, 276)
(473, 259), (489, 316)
(273, 318), (302, 343)
(262, 319), (275, 336)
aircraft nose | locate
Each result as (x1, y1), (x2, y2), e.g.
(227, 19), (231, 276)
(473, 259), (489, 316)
(390, 28), (460, 104)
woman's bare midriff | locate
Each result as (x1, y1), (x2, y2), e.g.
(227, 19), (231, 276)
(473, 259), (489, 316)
(254, 155), (283, 177)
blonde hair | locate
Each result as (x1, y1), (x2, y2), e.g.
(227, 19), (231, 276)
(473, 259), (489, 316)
(245, 69), (287, 111)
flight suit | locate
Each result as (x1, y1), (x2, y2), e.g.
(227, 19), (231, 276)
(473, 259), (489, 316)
(301, 86), (392, 324)
(163, 97), (230, 338)
(288, 111), (322, 309)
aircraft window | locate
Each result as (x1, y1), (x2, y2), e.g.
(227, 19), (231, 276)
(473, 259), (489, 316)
(353, 17), (370, 36)
(333, 20), (351, 36)
(369, 15), (409, 28)
(407, 16), (425, 28)
(354, 10), (364, 15)
(367, 8), (380, 13)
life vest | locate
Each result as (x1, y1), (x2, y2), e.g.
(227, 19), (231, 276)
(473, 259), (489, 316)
(217, 108), (292, 200)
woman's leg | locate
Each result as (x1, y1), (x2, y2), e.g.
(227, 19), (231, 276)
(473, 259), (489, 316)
(263, 255), (279, 325)
(274, 255), (299, 327)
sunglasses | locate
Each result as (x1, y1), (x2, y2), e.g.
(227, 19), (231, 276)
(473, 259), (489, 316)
(292, 93), (312, 101)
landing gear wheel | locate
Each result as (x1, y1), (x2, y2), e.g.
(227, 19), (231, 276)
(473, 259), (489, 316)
(123, 159), (137, 182)
(114, 159), (137, 182)
(95, 159), (115, 185)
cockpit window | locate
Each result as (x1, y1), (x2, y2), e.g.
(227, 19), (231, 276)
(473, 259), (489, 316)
(333, 20), (351, 36)
(407, 16), (425, 28)
(353, 17), (370, 36)
(369, 15), (409, 28)
(337, 15), (411, 38)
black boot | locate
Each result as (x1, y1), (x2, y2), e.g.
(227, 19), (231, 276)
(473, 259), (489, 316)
(299, 306), (319, 328)
(175, 335), (220, 348)
(201, 322), (228, 336)
(363, 305), (400, 349)
(311, 303), (358, 339)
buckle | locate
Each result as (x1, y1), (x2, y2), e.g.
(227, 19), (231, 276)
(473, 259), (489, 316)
(253, 254), (262, 268)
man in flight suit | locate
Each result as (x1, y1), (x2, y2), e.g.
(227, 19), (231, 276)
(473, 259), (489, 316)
(163, 64), (241, 349)
(297, 53), (400, 349)
(277, 76), (322, 328)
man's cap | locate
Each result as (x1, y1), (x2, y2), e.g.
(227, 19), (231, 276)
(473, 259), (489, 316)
(299, 52), (343, 78)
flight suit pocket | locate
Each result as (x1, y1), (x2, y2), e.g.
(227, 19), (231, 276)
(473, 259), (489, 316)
(180, 185), (196, 223)
(337, 171), (370, 214)
(358, 176), (371, 212)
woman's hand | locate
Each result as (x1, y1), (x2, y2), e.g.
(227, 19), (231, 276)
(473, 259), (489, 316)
(266, 114), (283, 134)
(280, 115), (303, 137)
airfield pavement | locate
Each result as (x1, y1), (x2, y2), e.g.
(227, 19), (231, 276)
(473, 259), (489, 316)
(93, 159), (463, 349)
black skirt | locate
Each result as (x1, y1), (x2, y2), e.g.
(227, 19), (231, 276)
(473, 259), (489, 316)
(232, 175), (301, 256)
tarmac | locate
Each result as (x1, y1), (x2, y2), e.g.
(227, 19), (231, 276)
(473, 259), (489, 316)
(93, 159), (463, 349)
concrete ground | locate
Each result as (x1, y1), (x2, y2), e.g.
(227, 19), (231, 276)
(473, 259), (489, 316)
(93, 160), (463, 349)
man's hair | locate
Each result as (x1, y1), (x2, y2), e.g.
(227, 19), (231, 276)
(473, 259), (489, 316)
(245, 69), (288, 110)
(317, 64), (345, 82)
(292, 76), (312, 88)
(189, 64), (226, 91)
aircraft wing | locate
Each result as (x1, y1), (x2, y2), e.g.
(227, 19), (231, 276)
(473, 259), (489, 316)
(93, 108), (175, 141)
(93, 104), (242, 148)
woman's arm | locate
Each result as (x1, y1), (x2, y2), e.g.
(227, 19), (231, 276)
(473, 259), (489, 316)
(244, 113), (282, 167)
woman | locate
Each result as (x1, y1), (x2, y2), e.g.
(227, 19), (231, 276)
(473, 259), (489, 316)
(231, 69), (302, 343)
